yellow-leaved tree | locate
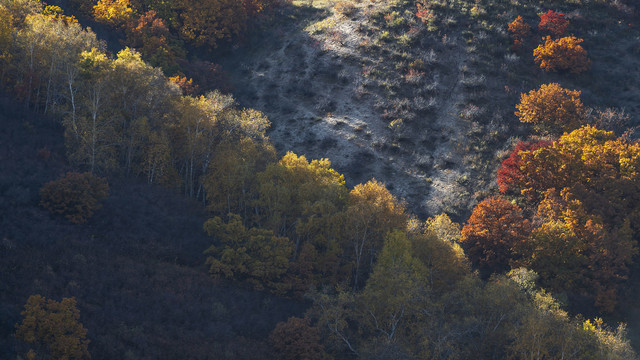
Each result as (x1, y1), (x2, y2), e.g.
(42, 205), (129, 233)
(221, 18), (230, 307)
(15, 295), (90, 360)
(515, 83), (586, 132)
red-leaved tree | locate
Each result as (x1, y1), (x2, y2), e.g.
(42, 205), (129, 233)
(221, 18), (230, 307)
(538, 10), (568, 37)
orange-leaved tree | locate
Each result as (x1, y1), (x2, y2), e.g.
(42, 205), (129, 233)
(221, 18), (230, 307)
(515, 83), (586, 132)
(40, 172), (109, 224)
(15, 295), (90, 360)
(508, 15), (530, 50)
(534, 36), (590, 73)
(460, 197), (531, 276)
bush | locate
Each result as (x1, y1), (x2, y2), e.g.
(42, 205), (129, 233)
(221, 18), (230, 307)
(515, 83), (586, 132)
(40, 172), (109, 224)
(334, 1), (356, 17)
(533, 36), (590, 73)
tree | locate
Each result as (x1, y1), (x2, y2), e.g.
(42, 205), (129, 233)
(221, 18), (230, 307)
(204, 138), (275, 218)
(203, 214), (293, 291)
(66, 48), (118, 173)
(0, 5), (14, 83)
(339, 179), (407, 289)
(256, 152), (347, 246)
(15, 295), (90, 360)
(514, 220), (588, 293)
(534, 189), (637, 312)
(508, 15), (530, 50)
(497, 140), (553, 194)
(358, 230), (426, 350)
(93, 0), (134, 28)
(269, 317), (330, 360)
(40, 172), (109, 224)
(516, 125), (640, 204)
(538, 10), (569, 37)
(515, 83), (586, 132)
(123, 10), (178, 73)
(534, 36), (590, 73)
(410, 214), (469, 292)
(583, 318), (637, 360)
(510, 291), (597, 360)
(460, 197), (531, 276)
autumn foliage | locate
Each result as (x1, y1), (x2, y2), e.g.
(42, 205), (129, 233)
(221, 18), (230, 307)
(538, 10), (569, 37)
(460, 197), (531, 275)
(15, 295), (90, 360)
(269, 317), (329, 360)
(495, 126), (640, 311)
(177, 0), (246, 47)
(534, 36), (590, 73)
(40, 172), (109, 224)
(497, 141), (552, 194)
(508, 16), (531, 50)
(515, 83), (586, 132)
(123, 10), (178, 72)
(93, 0), (134, 27)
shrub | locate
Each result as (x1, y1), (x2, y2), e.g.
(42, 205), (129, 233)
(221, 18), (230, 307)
(533, 36), (590, 73)
(40, 172), (109, 224)
(334, 1), (356, 17)
(538, 10), (568, 37)
(515, 83), (586, 132)
(416, 3), (434, 24)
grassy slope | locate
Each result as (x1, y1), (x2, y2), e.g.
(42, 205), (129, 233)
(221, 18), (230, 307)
(222, 0), (640, 222)
(0, 95), (306, 359)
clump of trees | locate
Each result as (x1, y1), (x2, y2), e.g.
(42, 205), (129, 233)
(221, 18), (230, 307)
(489, 125), (640, 312)
(40, 172), (109, 224)
(508, 10), (590, 74)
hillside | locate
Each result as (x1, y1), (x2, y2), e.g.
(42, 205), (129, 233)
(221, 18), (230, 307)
(2, 0), (640, 358)
(224, 0), (640, 219)
(0, 96), (306, 359)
